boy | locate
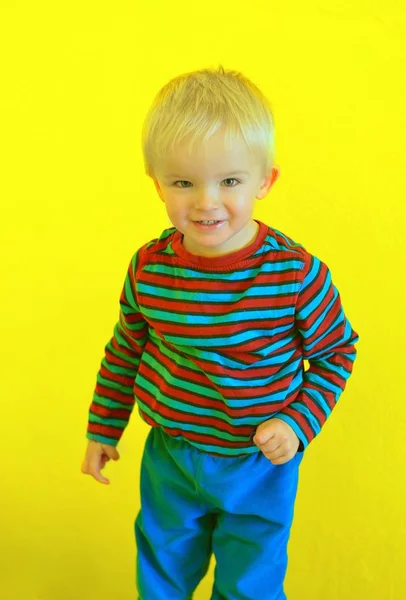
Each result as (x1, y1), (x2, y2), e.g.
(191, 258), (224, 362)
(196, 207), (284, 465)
(81, 66), (359, 600)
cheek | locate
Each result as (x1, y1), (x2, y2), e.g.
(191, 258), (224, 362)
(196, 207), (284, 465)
(165, 200), (186, 220)
(229, 196), (254, 214)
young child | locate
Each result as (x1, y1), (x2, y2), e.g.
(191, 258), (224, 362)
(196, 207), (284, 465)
(81, 66), (359, 600)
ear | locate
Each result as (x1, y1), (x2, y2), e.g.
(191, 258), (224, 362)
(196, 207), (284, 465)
(256, 165), (280, 200)
(269, 165), (280, 186)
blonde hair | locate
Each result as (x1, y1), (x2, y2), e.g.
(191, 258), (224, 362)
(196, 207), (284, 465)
(141, 65), (275, 180)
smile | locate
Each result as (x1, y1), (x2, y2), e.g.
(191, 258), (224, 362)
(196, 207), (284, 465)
(193, 220), (226, 229)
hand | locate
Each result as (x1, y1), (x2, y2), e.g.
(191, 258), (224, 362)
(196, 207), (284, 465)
(253, 418), (300, 465)
(81, 440), (120, 485)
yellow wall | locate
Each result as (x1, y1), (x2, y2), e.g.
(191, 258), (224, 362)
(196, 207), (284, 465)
(2, 1), (405, 598)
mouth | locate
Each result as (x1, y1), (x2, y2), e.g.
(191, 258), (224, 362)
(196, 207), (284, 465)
(192, 219), (226, 229)
(193, 219), (225, 224)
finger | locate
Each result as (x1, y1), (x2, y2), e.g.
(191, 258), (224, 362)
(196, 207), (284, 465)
(92, 470), (110, 484)
(270, 453), (294, 465)
(100, 455), (110, 468)
(262, 445), (285, 460)
(264, 450), (283, 462)
(266, 445), (292, 460)
(89, 456), (110, 485)
(261, 442), (281, 455)
(254, 432), (276, 446)
(105, 446), (120, 461)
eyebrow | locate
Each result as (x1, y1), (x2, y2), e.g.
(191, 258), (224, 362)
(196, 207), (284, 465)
(165, 170), (250, 178)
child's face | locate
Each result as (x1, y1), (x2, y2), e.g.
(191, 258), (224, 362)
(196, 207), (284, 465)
(152, 127), (279, 257)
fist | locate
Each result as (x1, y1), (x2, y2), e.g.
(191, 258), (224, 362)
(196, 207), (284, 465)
(81, 440), (120, 485)
(253, 418), (300, 465)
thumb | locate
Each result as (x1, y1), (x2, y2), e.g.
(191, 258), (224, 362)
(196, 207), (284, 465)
(89, 454), (110, 485)
(103, 445), (120, 461)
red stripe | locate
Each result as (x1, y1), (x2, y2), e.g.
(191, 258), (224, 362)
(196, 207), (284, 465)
(111, 336), (143, 355)
(304, 323), (347, 357)
(94, 383), (135, 405)
(281, 406), (313, 442)
(296, 257), (325, 310)
(100, 364), (134, 387)
(90, 403), (131, 420)
(139, 252), (273, 270)
(334, 352), (356, 369)
(298, 290), (337, 343)
(87, 423), (121, 440)
(300, 391), (328, 425)
(139, 411), (256, 449)
(104, 347), (139, 369)
(138, 294), (296, 313)
(149, 335), (300, 370)
(141, 318), (292, 338)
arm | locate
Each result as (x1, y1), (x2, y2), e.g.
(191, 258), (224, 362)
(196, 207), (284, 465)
(86, 248), (149, 447)
(275, 253), (360, 451)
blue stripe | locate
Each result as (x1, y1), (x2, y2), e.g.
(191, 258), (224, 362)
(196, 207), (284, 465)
(141, 306), (294, 325)
(137, 282), (300, 301)
(143, 258), (305, 280)
(157, 328), (290, 348)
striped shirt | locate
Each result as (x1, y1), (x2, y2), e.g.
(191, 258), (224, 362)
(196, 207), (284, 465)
(86, 220), (359, 457)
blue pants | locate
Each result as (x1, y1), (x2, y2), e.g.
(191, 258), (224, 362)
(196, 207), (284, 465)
(135, 426), (303, 600)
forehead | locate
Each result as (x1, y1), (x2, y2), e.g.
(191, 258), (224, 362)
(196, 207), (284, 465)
(157, 133), (256, 177)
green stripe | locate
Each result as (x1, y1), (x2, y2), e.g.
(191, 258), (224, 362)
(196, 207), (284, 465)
(94, 372), (134, 396)
(108, 325), (144, 365)
(89, 412), (128, 428)
(99, 358), (138, 378)
(149, 339), (201, 375)
(137, 370), (221, 404)
(92, 393), (133, 410)
(157, 227), (176, 243)
(86, 432), (119, 446)
(123, 272), (137, 307)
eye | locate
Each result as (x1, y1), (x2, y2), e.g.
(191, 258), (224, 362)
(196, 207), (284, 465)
(174, 180), (192, 188)
(173, 178), (240, 188)
(223, 178), (240, 187)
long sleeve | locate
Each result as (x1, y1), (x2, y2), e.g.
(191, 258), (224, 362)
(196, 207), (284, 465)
(275, 253), (359, 451)
(86, 249), (149, 446)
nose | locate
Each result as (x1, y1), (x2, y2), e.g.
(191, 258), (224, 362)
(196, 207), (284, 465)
(194, 191), (220, 211)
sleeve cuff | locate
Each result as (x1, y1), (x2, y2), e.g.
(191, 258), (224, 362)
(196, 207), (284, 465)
(273, 413), (309, 452)
(86, 431), (120, 447)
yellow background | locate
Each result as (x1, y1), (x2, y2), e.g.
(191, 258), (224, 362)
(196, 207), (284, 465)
(1, 1), (405, 598)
